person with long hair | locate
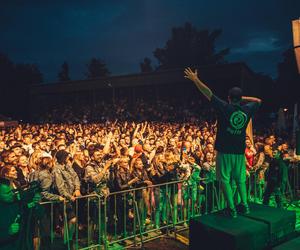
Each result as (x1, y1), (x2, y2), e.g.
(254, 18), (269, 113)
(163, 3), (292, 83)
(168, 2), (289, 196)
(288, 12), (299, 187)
(16, 155), (30, 187)
(0, 164), (20, 189)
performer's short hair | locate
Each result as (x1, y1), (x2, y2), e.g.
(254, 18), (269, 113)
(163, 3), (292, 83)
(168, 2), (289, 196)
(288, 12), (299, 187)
(228, 87), (243, 102)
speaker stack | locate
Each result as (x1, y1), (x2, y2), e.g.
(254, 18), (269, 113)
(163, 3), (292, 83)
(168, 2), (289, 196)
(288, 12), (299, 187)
(190, 203), (298, 250)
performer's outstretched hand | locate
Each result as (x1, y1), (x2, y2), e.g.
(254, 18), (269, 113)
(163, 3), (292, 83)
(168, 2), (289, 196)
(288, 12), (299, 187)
(184, 67), (199, 82)
(184, 67), (212, 100)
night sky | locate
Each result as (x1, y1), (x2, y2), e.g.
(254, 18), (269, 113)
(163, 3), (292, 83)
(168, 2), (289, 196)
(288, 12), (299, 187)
(1, 0), (299, 82)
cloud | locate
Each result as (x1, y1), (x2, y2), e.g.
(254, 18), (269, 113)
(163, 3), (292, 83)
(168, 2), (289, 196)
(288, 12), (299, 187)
(231, 36), (283, 54)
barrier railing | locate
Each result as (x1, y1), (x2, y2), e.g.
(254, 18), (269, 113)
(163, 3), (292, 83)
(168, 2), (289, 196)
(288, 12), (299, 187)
(36, 165), (299, 249)
(100, 178), (227, 249)
(38, 178), (223, 249)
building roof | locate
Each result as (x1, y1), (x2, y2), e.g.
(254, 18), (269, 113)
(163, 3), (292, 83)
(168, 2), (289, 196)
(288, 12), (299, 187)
(30, 62), (255, 95)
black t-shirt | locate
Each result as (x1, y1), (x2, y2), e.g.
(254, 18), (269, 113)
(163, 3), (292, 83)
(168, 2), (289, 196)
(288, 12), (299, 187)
(211, 94), (260, 154)
(265, 156), (283, 183)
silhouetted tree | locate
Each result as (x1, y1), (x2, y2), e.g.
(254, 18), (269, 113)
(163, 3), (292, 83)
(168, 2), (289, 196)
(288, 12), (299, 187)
(140, 57), (153, 73)
(276, 48), (300, 107)
(13, 63), (43, 119)
(0, 52), (43, 119)
(0, 53), (15, 117)
(153, 22), (230, 70)
(15, 63), (43, 85)
(58, 61), (71, 81)
(0, 53), (14, 76)
(85, 58), (110, 79)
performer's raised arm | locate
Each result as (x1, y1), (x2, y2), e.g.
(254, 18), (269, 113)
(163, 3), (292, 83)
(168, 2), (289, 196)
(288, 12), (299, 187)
(242, 96), (262, 104)
(184, 67), (213, 101)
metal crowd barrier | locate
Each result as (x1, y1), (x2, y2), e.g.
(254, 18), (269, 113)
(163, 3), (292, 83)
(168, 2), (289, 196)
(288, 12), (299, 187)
(101, 179), (221, 249)
(37, 167), (299, 250)
(38, 179), (223, 249)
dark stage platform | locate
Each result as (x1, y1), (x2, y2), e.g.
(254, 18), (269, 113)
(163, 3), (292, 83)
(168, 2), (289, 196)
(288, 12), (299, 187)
(272, 236), (300, 250)
(190, 203), (296, 250)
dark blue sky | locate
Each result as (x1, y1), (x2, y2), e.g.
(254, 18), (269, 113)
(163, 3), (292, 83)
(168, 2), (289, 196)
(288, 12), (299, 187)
(0, 0), (299, 82)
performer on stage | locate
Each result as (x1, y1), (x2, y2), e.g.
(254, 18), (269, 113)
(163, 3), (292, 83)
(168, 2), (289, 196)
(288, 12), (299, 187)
(184, 67), (261, 218)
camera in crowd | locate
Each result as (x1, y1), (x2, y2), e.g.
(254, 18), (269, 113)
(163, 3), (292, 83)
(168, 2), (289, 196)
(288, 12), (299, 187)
(13, 181), (42, 203)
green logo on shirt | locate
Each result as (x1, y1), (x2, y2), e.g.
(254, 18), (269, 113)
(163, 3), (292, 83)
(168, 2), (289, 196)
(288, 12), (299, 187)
(230, 111), (247, 130)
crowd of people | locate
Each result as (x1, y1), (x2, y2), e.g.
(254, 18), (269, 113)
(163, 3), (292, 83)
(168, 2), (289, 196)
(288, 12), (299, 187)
(0, 118), (298, 249)
(36, 97), (215, 124)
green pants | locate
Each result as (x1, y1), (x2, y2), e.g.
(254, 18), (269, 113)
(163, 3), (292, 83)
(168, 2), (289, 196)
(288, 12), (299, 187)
(216, 152), (248, 209)
(216, 152), (246, 184)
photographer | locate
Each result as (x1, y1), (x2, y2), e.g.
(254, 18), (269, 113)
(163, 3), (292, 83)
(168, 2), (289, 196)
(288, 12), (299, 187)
(278, 142), (292, 195)
(263, 145), (284, 208)
(0, 177), (41, 250)
(0, 178), (20, 250)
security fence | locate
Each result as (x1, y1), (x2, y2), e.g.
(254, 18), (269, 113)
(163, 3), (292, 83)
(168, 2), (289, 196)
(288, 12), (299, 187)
(38, 179), (223, 249)
(37, 164), (299, 250)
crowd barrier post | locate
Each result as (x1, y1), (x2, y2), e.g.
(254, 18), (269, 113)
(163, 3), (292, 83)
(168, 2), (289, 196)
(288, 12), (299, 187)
(254, 173), (258, 202)
(87, 196), (91, 246)
(50, 202), (54, 244)
(212, 181), (220, 211)
(63, 202), (71, 250)
(75, 199), (79, 250)
(204, 182), (208, 215)
(97, 196), (101, 247)
(103, 196), (108, 250)
(133, 191), (144, 247)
